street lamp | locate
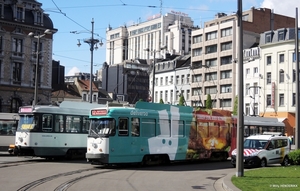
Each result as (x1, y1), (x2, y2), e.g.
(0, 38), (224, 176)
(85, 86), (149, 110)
(28, 29), (52, 106)
(74, 18), (103, 103)
(144, 46), (166, 103)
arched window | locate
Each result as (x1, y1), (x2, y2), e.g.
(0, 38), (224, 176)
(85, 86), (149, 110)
(11, 98), (21, 113)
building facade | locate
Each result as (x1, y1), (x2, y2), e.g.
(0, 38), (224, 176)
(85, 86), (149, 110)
(190, 7), (295, 110)
(259, 27), (300, 136)
(102, 61), (150, 104)
(0, 0), (57, 112)
(106, 12), (196, 65)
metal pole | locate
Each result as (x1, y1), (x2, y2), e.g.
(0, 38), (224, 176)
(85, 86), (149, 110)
(295, 8), (299, 149)
(33, 36), (40, 106)
(152, 52), (156, 103)
(236, 0), (244, 177)
(90, 19), (95, 103)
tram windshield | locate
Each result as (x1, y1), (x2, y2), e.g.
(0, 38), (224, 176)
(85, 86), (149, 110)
(89, 118), (116, 136)
(17, 115), (39, 131)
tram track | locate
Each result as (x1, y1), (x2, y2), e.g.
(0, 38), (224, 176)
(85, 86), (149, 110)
(16, 167), (117, 191)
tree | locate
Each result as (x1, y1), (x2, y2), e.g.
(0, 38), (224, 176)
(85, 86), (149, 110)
(206, 94), (212, 109)
(159, 98), (164, 104)
(233, 95), (238, 115)
(179, 95), (185, 106)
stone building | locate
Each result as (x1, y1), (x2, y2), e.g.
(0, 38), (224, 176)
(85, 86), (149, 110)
(0, 0), (57, 112)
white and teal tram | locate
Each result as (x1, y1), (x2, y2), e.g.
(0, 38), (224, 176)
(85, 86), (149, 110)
(86, 102), (231, 164)
(15, 101), (102, 159)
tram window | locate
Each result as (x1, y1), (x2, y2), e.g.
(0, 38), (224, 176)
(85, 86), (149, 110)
(158, 119), (170, 137)
(131, 118), (140, 137)
(42, 114), (53, 132)
(118, 118), (128, 136)
(66, 116), (80, 133)
(54, 115), (64, 132)
(141, 118), (155, 137)
(176, 120), (184, 137)
(82, 117), (90, 133)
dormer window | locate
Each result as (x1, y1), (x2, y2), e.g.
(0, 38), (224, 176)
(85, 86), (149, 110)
(265, 32), (272, 43)
(16, 7), (24, 21)
(278, 30), (285, 41)
(36, 12), (42, 24)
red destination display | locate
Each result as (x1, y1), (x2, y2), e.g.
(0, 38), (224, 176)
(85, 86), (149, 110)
(91, 109), (107, 116)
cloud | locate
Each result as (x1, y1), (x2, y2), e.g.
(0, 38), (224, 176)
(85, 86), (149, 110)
(66, 67), (80, 76)
(261, 0), (299, 18)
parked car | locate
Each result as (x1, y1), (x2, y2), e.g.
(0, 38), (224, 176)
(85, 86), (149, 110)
(231, 134), (290, 168)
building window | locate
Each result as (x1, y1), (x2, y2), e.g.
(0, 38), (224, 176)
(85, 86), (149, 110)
(187, 90), (190, 100)
(245, 83), (250, 95)
(221, 27), (232, 37)
(254, 83), (259, 94)
(206, 58), (217, 67)
(266, 94), (271, 106)
(193, 35), (202, 44)
(245, 103), (250, 115)
(205, 44), (217, 54)
(266, 56), (271, 65)
(170, 76), (173, 84)
(193, 74), (202, 82)
(192, 88), (201, 96)
(278, 30), (285, 41)
(254, 67), (258, 74)
(292, 93), (296, 106)
(205, 86), (217, 94)
(16, 7), (23, 21)
(293, 69), (296, 82)
(181, 75), (185, 84)
(165, 76), (168, 86)
(170, 90), (173, 102)
(221, 84), (232, 93)
(254, 103), (258, 115)
(192, 48), (202, 57)
(13, 62), (22, 84)
(155, 78), (158, 86)
(279, 54), (284, 63)
(36, 11), (42, 24)
(160, 91), (163, 101)
(176, 75), (179, 85)
(12, 38), (23, 57)
(221, 99), (231, 107)
(165, 91), (168, 103)
(187, 74), (190, 84)
(0, 35), (3, 54)
(93, 95), (97, 102)
(279, 70), (284, 83)
(246, 68), (250, 75)
(220, 56), (232, 65)
(206, 31), (218, 40)
(205, 72), (217, 81)
(221, 70), (232, 79)
(83, 94), (87, 101)
(266, 72), (271, 84)
(221, 41), (232, 51)
(279, 94), (284, 106)
(265, 33), (272, 43)
(160, 77), (163, 86)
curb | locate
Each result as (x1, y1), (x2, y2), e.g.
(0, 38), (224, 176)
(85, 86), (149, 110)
(222, 172), (241, 191)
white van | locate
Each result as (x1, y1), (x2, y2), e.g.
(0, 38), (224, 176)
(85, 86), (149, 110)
(231, 134), (290, 168)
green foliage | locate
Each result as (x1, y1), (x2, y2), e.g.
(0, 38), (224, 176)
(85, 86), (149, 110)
(206, 94), (212, 109)
(179, 95), (185, 106)
(232, 95), (238, 115)
(139, 99), (143, 102)
(288, 149), (300, 165)
(159, 98), (164, 104)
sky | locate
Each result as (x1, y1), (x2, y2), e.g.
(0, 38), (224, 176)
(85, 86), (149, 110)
(40, 0), (299, 76)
